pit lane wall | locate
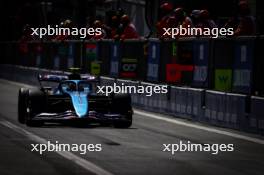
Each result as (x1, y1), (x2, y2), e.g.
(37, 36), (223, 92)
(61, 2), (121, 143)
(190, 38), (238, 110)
(0, 36), (264, 135)
(0, 64), (263, 135)
(1, 37), (264, 95)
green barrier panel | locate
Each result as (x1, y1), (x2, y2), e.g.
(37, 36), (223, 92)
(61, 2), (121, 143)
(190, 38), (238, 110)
(215, 69), (232, 92)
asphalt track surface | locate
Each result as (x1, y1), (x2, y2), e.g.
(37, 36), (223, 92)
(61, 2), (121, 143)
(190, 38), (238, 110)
(0, 79), (264, 175)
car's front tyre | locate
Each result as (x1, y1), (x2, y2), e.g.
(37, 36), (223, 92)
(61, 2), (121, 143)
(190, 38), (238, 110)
(111, 94), (133, 128)
(18, 88), (28, 124)
(25, 88), (45, 127)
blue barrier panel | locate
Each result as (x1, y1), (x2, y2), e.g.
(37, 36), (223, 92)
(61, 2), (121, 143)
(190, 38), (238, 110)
(110, 42), (120, 77)
(232, 36), (255, 94)
(250, 96), (264, 134)
(192, 38), (211, 88)
(147, 39), (160, 82)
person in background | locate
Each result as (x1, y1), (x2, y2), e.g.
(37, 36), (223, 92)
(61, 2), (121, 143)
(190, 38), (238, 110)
(156, 2), (173, 38)
(90, 20), (107, 40)
(167, 7), (193, 38)
(110, 8), (126, 40)
(189, 10), (202, 27)
(235, 0), (256, 35)
(119, 14), (139, 40)
(197, 9), (217, 29)
(173, 7), (193, 28)
(225, 0), (255, 36)
(110, 15), (122, 39)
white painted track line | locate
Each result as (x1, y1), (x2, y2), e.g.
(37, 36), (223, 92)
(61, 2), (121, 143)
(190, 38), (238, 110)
(0, 120), (113, 175)
(134, 110), (264, 145)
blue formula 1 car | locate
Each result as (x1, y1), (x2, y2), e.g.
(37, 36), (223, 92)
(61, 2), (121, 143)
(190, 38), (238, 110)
(18, 73), (133, 128)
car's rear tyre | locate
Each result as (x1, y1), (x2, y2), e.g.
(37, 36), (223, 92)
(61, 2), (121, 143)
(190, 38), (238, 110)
(111, 94), (133, 128)
(18, 88), (28, 124)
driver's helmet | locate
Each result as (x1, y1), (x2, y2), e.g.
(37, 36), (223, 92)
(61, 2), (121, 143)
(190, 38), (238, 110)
(68, 83), (77, 91)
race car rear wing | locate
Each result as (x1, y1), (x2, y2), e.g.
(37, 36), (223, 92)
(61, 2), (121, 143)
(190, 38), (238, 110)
(38, 74), (68, 82)
(38, 74), (99, 82)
